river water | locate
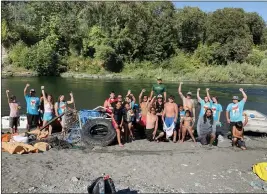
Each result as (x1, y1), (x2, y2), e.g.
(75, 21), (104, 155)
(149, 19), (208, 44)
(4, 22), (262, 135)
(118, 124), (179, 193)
(1, 77), (267, 121)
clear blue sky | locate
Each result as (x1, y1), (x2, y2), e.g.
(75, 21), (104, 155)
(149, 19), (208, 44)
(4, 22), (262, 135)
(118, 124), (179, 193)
(173, 2), (267, 21)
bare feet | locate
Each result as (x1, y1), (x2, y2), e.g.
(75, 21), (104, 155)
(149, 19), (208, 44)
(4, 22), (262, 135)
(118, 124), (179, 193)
(119, 144), (124, 147)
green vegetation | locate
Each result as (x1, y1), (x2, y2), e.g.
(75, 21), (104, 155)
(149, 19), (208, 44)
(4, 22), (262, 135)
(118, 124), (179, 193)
(1, 2), (267, 83)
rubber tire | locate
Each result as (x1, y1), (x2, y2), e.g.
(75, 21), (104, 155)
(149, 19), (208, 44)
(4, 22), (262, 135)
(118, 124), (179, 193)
(81, 118), (116, 147)
(87, 177), (116, 194)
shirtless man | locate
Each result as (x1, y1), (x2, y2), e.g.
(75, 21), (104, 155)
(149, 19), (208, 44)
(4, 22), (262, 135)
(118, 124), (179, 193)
(103, 91), (118, 110)
(139, 89), (149, 127)
(162, 95), (178, 142)
(145, 97), (159, 141)
(178, 82), (195, 122)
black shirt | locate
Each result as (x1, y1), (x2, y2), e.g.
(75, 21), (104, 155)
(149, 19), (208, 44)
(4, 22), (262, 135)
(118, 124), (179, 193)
(113, 107), (124, 123)
(156, 102), (164, 114)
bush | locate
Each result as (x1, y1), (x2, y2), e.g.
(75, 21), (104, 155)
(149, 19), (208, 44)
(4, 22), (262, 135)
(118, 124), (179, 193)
(67, 55), (101, 74)
(95, 45), (123, 73)
(246, 48), (266, 66)
(8, 41), (32, 69)
(30, 40), (59, 76)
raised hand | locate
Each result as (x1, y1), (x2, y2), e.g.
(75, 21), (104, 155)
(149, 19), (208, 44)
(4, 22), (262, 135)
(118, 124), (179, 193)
(206, 88), (210, 92)
(70, 92), (73, 96)
(6, 90), (9, 93)
(26, 83), (30, 87)
(239, 88), (244, 92)
(180, 82), (183, 85)
(41, 86), (45, 90)
(197, 88), (200, 91)
(141, 89), (146, 93)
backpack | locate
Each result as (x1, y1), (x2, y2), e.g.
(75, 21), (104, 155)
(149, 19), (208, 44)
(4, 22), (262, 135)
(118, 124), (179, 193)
(88, 174), (116, 194)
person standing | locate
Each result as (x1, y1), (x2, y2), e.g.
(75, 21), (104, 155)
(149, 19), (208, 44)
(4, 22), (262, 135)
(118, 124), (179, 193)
(6, 90), (21, 134)
(41, 86), (55, 136)
(206, 88), (223, 127)
(178, 82), (196, 122)
(55, 92), (74, 137)
(24, 83), (40, 131)
(226, 88), (248, 136)
(162, 95), (178, 142)
(150, 77), (167, 102)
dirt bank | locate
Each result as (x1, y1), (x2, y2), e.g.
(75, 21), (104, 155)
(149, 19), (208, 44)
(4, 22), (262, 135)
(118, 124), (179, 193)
(2, 137), (267, 193)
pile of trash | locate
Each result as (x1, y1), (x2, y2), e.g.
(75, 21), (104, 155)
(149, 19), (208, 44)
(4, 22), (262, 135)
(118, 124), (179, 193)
(1, 129), (73, 154)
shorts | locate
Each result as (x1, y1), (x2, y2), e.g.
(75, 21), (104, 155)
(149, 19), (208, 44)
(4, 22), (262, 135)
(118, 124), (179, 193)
(27, 114), (39, 129)
(198, 132), (215, 145)
(164, 117), (175, 128)
(236, 139), (246, 148)
(139, 116), (147, 127)
(112, 120), (121, 129)
(43, 112), (54, 122)
(145, 128), (154, 141)
(9, 117), (19, 128)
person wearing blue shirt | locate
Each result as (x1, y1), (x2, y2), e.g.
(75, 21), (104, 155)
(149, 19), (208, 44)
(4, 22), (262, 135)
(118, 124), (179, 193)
(206, 88), (223, 126)
(24, 83), (40, 131)
(226, 88), (248, 136)
(196, 88), (212, 136)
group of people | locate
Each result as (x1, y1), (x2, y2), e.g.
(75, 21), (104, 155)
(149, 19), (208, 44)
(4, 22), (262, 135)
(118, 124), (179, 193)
(102, 77), (248, 150)
(6, 84), (74, 137)
(6, 78), (248, 150)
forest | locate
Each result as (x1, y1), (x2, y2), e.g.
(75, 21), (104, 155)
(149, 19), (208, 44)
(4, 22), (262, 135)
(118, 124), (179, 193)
(2, 2), (267, 83)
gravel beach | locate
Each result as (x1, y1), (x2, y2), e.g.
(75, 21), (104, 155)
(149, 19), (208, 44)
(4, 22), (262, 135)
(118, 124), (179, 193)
(2, 136), (267, 193)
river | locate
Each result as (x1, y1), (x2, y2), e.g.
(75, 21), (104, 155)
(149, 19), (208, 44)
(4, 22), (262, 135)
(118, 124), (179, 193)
(1, 77), (267, 120)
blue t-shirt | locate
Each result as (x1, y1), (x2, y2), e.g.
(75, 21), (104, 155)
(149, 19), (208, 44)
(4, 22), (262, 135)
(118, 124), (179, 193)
(56, 101), (67, 115)
(25, 95), (40, 115)
(199, 99), (211, 117)
(226, 100), (245, 122)
(211, 103), (223, 122)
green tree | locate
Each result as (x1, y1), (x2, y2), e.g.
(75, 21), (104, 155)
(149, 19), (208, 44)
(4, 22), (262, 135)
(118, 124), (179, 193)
(175, 6), (206, 52)
(206, 8), (253, 64)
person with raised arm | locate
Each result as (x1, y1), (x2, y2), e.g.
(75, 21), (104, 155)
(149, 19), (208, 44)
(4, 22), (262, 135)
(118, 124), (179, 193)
(150, 77), (167, 103)
(55, 92), (74, 137)
(178, 82), (195, 122)
(226, 88), (247, 137)
(41, 86), (55, 136)
(6, 90), (21, 134)
(206, 88), (223, 128)
(24, 83), (40, 131)
(139, 89), (149, 127)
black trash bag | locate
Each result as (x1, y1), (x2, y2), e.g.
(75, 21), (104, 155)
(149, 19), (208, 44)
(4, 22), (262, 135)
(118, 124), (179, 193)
(88, 175), (116, 194)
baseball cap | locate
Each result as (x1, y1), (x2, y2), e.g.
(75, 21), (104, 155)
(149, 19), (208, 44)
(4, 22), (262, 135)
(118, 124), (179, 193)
(157, 94), (163, 98)
(232, 96), (239, 100)
(157, 76), (162, 80)
(186, 92), (192, 96)
(30, 89), (35, 93)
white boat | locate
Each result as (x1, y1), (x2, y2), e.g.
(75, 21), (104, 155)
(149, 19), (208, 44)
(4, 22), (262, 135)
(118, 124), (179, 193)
(243, 110), (267, 134)
(1, 115), (28, 130)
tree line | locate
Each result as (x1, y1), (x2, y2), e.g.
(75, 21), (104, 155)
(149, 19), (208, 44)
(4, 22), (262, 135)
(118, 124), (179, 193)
(1, 2), (267, 76)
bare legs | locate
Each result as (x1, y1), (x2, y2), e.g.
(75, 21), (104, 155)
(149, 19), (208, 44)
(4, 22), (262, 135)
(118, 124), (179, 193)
(181, 126), (196, 143)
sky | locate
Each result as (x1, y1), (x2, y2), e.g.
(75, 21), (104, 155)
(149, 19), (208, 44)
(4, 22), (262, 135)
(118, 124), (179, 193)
(173, 2), (267, 21)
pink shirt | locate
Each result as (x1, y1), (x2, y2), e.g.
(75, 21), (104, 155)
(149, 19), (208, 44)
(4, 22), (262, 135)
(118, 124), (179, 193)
(9, 102), (20, 117)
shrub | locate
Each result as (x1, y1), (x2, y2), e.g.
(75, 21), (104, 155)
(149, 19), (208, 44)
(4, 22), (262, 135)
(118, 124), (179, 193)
(30, 40), (59, 76)
(95, 45), (123, 73)
(8, 41), (32, 69)
(67, 55), (101, 74)
(246, 48), (266, 66)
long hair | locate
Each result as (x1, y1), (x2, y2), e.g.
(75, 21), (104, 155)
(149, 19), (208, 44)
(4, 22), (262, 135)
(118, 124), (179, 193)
(57, 95), (66, 106)
(203, 108), (213, 125)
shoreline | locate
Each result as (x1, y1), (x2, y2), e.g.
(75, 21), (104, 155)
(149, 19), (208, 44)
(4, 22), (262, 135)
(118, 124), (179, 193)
(2, 71), (267, 85)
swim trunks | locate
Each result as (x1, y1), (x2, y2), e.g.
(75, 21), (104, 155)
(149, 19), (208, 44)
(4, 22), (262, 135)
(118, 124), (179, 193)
(164, 117), (175, 128)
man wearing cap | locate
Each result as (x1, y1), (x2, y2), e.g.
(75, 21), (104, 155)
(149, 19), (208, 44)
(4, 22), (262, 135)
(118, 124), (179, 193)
(178, 82), (196, 121)
(24, 83), (40, 131)
(150, 77), (167, 102)
(226, 88), (248, 135)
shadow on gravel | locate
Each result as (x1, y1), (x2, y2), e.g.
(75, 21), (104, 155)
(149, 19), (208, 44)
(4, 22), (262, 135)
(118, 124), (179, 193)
(117, 188), (138, 194)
